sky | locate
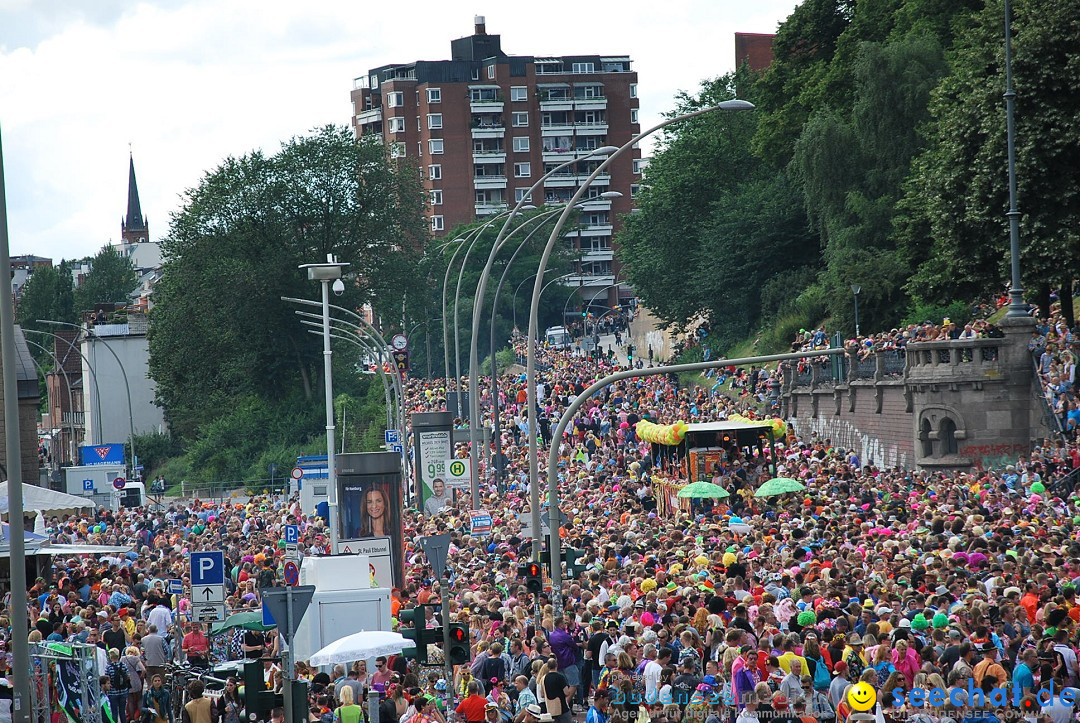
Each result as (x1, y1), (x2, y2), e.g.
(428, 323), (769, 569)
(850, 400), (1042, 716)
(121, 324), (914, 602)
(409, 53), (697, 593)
(0, 0), (799, 261)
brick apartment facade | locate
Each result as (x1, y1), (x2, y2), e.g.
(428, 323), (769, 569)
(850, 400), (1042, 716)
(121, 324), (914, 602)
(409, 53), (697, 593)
(350, 17), (641, 308)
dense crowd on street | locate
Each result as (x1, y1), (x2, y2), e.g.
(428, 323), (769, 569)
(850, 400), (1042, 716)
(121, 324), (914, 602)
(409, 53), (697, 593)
(6, 301), (1080, 723)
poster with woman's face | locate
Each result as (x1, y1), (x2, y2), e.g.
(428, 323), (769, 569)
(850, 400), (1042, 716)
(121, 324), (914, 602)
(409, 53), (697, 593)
(339, 474), (404, 588)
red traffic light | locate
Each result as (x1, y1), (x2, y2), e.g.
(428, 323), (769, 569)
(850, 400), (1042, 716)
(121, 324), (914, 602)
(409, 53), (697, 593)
(451, 627), (466, 642)
(528, 563), (540, 576)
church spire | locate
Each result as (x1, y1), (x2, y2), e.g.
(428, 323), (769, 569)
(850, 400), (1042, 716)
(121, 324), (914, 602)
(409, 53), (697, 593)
(122, 152), (148, 243)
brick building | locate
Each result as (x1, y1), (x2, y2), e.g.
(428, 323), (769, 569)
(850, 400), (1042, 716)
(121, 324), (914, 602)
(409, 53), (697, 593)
(734, 33), (776, 72)
(350, 17), (641, 308)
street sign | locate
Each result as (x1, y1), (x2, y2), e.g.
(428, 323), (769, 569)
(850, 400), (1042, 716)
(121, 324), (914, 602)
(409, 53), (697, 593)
(392, 349), (410, 373)
(112, 477), (126, 490)
(190, 551), (226, 586)
(196, 585), (224, 604)
(168, 579), (183, 595)
(290, 467), (304, 480)
(283, 561), (300, 587)
(82, 479), (94, 491)
(384, 429), (401, 444)
(194, 603), (226, 623)
(390, 443), (404, 454)
(284, 524), (299, 545)
(420, 534), (451, 580)
(261, 586), (315, 643)
(444, 458), (471, 488)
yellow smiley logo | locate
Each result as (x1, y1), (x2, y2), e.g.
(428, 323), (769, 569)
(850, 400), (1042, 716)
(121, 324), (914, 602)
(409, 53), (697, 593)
(847, 681), (877, 712)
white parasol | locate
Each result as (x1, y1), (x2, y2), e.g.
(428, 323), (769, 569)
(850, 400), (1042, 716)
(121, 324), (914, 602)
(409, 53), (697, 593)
(306, 630), (410, 667)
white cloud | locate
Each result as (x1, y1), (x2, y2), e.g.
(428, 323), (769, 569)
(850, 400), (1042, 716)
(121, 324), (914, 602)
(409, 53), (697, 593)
(0, 0), (798, 261)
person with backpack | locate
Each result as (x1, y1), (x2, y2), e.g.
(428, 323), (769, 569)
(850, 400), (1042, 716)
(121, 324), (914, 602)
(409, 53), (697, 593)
(105, 648), (131, 723)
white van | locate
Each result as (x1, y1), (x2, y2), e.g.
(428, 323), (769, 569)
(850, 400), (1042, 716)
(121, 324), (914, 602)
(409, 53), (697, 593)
(545, 326), (573, 349)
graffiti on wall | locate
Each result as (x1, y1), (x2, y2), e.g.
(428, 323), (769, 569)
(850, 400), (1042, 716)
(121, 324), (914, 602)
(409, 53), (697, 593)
(787, 415), (912, 470)
(960, 443), (1028, 471)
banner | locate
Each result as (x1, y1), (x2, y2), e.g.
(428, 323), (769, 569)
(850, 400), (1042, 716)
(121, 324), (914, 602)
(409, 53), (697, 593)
(338, 469), (404, 588)
(416, 428), (452, 514)
(79, 443), (125, 466)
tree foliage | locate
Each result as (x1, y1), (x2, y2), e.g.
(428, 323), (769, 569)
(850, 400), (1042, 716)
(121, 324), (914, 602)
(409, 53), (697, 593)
(148, 125), (427, 441)
(73, 245), (139, 313)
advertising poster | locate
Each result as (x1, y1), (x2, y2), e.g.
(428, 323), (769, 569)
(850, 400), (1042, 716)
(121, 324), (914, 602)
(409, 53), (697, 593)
(339, 473), (404, 588)
(417, 428), (452, 514)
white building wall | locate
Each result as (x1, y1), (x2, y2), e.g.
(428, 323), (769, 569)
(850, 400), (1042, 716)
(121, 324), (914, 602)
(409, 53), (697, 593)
(81, 328), (165, 446)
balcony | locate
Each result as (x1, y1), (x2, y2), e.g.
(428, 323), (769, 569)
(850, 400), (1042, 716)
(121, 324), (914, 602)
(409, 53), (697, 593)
(541, 123), (576, 136)
(473, 175), (507, 189)
(356, 107), (382, 125)
(472, 150), (506, 164)
(470, 100), (504, 113)
(573, 98), (607, 111)
(565, 274), (616, 287)
(539, 98), (575, 112)
(578, 198), (612, 211)
(472, 124), (505, 138)
(577, 223), (614, 236)
(575, 121), (609, 135)
(581, 249), (614, 262)
(475, 202), (509, 215)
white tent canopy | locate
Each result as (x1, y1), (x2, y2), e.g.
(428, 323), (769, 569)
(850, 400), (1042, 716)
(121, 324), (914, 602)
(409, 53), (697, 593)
(307, 630), (409, 667)
(0, 482), (94, 517)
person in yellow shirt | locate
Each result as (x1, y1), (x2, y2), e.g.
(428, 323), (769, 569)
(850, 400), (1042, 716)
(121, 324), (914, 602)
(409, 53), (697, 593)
(777, 636), (809, 676)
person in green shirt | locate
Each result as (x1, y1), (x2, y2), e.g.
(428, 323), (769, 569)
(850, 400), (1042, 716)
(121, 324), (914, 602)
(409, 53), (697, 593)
(334, 686), (364, 723)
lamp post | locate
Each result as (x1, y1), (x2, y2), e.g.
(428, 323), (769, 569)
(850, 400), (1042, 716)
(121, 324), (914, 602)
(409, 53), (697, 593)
(24, 329), (104, 448)
(0, 120), (31, 723)
(525, 98), (755, 613)
(23, 337), (79, 464)
(851, 284), (861, 337)
(298, 256), (349, 553)
(1003, 0), (1026, 318)
(513, 272), (547, 330)
(465, 151), (620, 507)
(39, 319), (137, 476)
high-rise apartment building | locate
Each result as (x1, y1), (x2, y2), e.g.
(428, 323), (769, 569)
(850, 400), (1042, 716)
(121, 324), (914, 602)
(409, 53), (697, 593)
(350, 17), (640, 308)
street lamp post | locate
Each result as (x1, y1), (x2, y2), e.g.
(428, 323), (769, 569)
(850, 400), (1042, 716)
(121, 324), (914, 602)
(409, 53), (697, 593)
(851, 284), (861, 337)
(39, 320), (137, 476)
(1003, 0), (1026, 318)
(525, 99), (754, 613)
(23, 337), (79, 464)
(298, 256), (348, 553)
(0, 120), (32, 723)
(24, 329), (105, 448)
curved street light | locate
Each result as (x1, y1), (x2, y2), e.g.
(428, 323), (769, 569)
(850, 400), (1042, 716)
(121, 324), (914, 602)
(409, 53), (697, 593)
(525, 98), (755, 609)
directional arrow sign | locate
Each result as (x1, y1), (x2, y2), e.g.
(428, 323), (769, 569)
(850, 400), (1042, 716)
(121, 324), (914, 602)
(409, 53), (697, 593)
(420, 534), (451, 580)
(540, 508), (568, 530)
(199, 585), (224, 603)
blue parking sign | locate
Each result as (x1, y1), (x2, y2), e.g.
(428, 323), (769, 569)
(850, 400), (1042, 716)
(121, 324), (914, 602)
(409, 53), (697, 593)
(384, 429), (400, 444)
(285, 524), (299, 545)
(82, 479), (94, 491)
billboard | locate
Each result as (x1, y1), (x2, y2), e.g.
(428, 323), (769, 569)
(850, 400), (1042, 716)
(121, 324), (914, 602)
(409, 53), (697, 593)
(413, 412), (454, 515)
(336, 452), (404, 588)
(79, 443), (125, 466)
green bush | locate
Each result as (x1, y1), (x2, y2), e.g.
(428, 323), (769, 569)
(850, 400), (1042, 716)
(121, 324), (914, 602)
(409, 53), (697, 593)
(901, 300), (972, 328)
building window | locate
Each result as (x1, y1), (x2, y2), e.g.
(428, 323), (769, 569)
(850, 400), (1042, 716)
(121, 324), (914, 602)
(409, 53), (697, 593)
(630, 83), (638, 98)
(571, 62), (595, 74)
(510, 86), (528, 102)
(428, 164), (442, 180)
(388, 117), (405, 133)
(427, 113), (443, 129)
(630, 183), (641, 199)
(430, 190), (443, 206)
(471, 67), (480, 81)
(487, 64), (496, 79)
(370, 75), (378, 88)
(512, 137), (530, 152)
(940, 418), (959, 456)
(514, 162), (531, 178)
(512, 112), (529, 127)
(633, 158), (647, 174)
(386, 91), (404, 108)
(428, 139), (444, 155)
(427, 87), (442, 103)
(515, 188), (532, 203)
(631, 108), (639, 124)
(431, 215), (444, 232)
(390, 142), (406, 158)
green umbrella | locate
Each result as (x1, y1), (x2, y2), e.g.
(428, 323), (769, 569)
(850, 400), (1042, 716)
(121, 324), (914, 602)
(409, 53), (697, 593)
(210, 610), (275, 636)
(677, 481), (731, 499)
(754, 477), (806, 497)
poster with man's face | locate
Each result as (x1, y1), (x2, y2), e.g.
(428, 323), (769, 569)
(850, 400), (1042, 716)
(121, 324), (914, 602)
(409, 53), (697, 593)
(338, 473), (404, 588)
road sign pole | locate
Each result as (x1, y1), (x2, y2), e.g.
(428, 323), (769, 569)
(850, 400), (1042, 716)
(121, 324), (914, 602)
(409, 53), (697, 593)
(283, 586), (295, 723)
(443, 600), (453, 713)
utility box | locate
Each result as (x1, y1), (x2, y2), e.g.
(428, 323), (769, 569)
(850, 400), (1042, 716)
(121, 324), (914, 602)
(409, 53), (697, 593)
(290, 555), (393, 665)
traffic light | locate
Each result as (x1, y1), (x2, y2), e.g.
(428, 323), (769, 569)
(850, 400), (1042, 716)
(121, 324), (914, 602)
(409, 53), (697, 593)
(581, 310), (587, 317)
(399, 605), (429, 665)
(627, 345), (635, 363)
(519, 562), (543, 594)
(448, 622), (470, 665)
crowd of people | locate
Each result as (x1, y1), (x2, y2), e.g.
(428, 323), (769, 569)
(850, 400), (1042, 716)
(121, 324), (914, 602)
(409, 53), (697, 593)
(7, 301), (1080, 723)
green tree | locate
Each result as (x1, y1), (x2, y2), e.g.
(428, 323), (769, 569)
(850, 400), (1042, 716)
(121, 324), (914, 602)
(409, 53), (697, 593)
(899, 0), (1080, 312)
(74, 245), (138, 313)
(149, 125), (428, 440)
(17, 263), (77, 334)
